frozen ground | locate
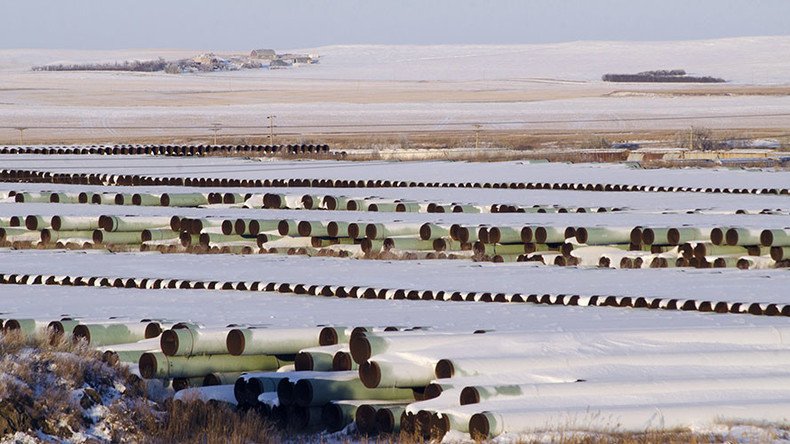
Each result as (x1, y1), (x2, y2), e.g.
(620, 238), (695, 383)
(0, 37), (789, 143)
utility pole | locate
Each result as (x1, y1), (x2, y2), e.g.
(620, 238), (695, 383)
(689, 126), (694, 150)
(210, 123), (222, 145)
(267, 115), (277, 145)
(474, 124), (482, 149)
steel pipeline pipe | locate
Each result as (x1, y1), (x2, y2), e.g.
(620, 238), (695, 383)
(761, 229), (790, 247)
(72, 321), (158, 346)
(360, 357), (437, 389)
(293, 371), (414, 407)
(160, 325), (232, 356)
(226, 327), (323, 356)
(725, 228), (763, 246)
(139, 352), (282, 379)
(469, 399), (790, 438)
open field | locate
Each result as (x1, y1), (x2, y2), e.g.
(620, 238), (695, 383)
(0, 37), (789, 145)
(1, 151), (789, 441)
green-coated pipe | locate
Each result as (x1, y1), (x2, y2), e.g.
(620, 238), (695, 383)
(771, 246), (790, 261)
(40, 229), (95, 244)
(93, 230), (143, 245)
(25, 215), (48, 230)
(2, 318), (50, 339)
(419, 223), (450, 240)
(293, 371), (413, 407)
(725, 228), (763, 246)
(49, 192), (80, 204)
(100, 216), (171, 232)
(395, 202), (422, 212)
(72, 321), (153, 346)
(249, 219), (280, 235)
(360, 358), (436, 389)
(487, 227), (522, 244)
(374, 405), (406, 434)
(298, 221), (331, 237)
(50, 216), (100, 231)
(114, 193), (134, 206)
(368, 202), (399, 212)
(160, 193), (209, 207)
(139, 352), (282, 379)
(99, 338), (160, 365)
(160, 326), (233, 356)
(295, 344), (347, 371)
(277, 219), (298, 236)
(226, 327), (323, 356)
(203, 372), (244, 386)
(534, 226), (570, 244)
(141, 229), (179, 242)
(575, 227), (633, 245)
(761, 229), (790, 247)
(366, 223), (422, 240)
(383, 237), (436, 251)
(1, 228), (41, 243)
(132, 193), (161, 206)
(198, 233), (255, 248)
(15, 193), (50, 203)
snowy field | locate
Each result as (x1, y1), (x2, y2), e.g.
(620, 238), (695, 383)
(1, 37), (789, 143)
(1, 152), (789, 440)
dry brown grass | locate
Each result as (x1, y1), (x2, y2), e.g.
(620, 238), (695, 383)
(0, 333), (279, 443)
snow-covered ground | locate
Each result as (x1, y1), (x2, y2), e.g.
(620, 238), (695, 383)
(1, 37), (789, 143)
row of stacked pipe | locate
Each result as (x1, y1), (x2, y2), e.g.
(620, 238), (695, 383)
(0, 143), (333, 156)
(2, 168), (788, 194)
(3, 320), (789, 438)
(2, 271), (788, 316)
(12, 189), (789, 216)
(2, 212), (789, 268)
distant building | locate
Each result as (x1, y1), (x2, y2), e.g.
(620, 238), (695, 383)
(269, 59), (292, 69)
(250, 49), (276, 60)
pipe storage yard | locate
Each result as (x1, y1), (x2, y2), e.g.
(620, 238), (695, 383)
(1, 148), (789, 441)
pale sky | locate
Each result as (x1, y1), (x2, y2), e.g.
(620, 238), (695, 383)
(2, 0), (788, 50)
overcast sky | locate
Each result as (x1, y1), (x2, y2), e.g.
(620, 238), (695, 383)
(2, 0), (789, 50)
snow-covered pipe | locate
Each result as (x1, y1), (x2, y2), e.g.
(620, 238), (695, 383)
(435, 348), (790, 379)
(92, 230), (142, 245)
(160, 325), (232, 356)
(383, 237), (436, 251)
(160, 193), (209, 207)
(72, 321), (158, 346)
(2, 318), (50, 338)
(575, 227), (633, 245)
(141, 229), (178, 242)
(366, 223), (423, 240)
(419, 223), (450, 240)
(534, 226), (573, 244)
(292, 371), (413, 407)
(49, 192), (80, 204)
(298, 220), (331, 237)
(130, 193), (161, 206)
(737, 255), (776, 270)
(469, 400), (790, 438)
(294, 344), (348, 371)
(487, 227), (523, 244)
(226, 327), (323, 356)
(173, 384), (237, 406)
(0, 227), (39, 243)
(50, 216), (100, 231)
(359, 356), (437, 389)
(139, 352), (282, 379)
(761, 229), (790, 247)
(41, 229), (94, 244)
(725, 228), (763, 246)
(99, 338), (160, 365)
(248, 219), (280, 235)
(667, 227), (706, 245)
(99, 216), (171, 232)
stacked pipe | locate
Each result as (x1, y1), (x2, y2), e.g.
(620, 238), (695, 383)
(347, 326), (790, 439)
(0, 143), (334, 157)
(1, 168), (787, 194)
(1, 271), (788, 317)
